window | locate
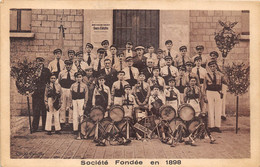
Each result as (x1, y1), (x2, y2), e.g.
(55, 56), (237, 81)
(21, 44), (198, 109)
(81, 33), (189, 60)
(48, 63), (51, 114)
(10, 9), (32, 32)
(113, 10), (159, 51)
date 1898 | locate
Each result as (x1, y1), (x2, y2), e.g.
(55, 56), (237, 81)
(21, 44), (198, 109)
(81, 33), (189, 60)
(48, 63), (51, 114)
(166, 160), (181, 165)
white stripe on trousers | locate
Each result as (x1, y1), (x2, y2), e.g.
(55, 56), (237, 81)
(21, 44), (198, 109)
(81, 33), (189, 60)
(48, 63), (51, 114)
(45, 98), (61, 131)
(72, 99), (84, 131)
(206, 90), (222, 128)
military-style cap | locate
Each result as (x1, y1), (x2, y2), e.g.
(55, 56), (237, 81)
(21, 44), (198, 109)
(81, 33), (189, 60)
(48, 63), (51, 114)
(179, 46), (187, 51)
(194, 56), (202, 62)
(98, 75), (105, 80)
(157, 49), (163, 53)
(101, 40), (109, 46)
(178, 66), (186, 71)
(124, 84), (132, 89)
(208, 60), (217, 66)
(53, 48), (62, 54)
(76, 51), (83, 56)
(64, 60), (73, 65)
(125, 56), (133, 62)
(189, 76), (197, 80)
(36, 57), (45, 62)
(196, 45), (204, 50)
(168, 77), (176, 82)
(135, 46), (145, 51)
(68, 50), (75, 55)
(164, 55), (172, 60)
(153, 66), (160, 70)
(74, 71), (83, 77)
(117, 70), (125, 75)
(185, 61), (193, 66)
(50, 72), (58, 78)
(153, 84), (160, 89)
(126, 41), (133, 45)
(210, 51), (219, 58)
(86, 43), (93, 49)
(97, 48), (105, 53)
(117, 51), (124, 57)
(165, 40), (173, 45)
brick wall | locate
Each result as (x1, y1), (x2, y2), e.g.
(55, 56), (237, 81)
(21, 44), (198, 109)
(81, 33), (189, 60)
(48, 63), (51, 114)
(189, 10), (250, 116)
(10, 9), (84, 116)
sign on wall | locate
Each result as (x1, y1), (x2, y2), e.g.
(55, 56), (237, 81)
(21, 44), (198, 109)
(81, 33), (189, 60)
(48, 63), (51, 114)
(90, 21), (112, 48)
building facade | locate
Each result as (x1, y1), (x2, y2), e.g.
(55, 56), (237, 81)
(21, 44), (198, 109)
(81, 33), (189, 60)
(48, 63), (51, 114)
(10, 9), (250, 116)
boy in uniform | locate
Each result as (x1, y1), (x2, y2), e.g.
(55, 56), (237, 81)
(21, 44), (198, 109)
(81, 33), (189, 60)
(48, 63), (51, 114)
(44, 73), (62, 135)
(155, 49), (166, 70)
(48, 48), (65, 74)
(68, 50), (75, 61)
(123, 56), (139, 87)
(164, 77), (181, 112)
(175, 66), (189, 104)
(147, 66), (166, 95)
(192, 45), (209, 68)
(101, 40), (111, 58)
(133, 72), (151, 109)
(123, 41), (136, 58)
(175, 46), (191, 69)
(106, 45), (117, 66)
(148, 85), (165, 117)
(93, 48), (106, 77)
(83, 43), (96, 66)
(185, 61), (200, 86)
(74, 51), (89, 73)
(160, 56), (179, 84)
(144, 45), (158, 63)
(70, 72), (88, 138)
(192, 56), (207, 87)
(164, 40), (178, 65)
(132, 46), (147, 71)
(111, 71), (129, 105)
(122, 84), (137, 119)
(58, 60), (76, 125)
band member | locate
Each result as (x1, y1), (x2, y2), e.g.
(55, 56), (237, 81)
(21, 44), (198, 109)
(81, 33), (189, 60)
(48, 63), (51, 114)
(32, 57), (51, 132)
(99, 58), (118, 89)
(82, 66), (96, 116)
(101, 40), (111, 58)
(68, 50), (75, 61)
(93, 48), (106, 77)
(148, 85), (165, 117)
(123, 56), (139, 87)
(184, 76), (202, 116)
(164, 40), (178, 65)
(133, 72), (151, 109)
(192, 56), (207, 87)
(160, 56), (179, 84)
(48, 48), (65, 74)
(92, 75), (111, 113)
(123, 41), (136, 58)
(155, 49), (166, 70)
(106, 45), (117, 66)
(83, 43), (96, 66)
(185, 61), (200, 85)
(70, 72), (88, 138)
(111, 71), (129, 105)
(141, 58), (154, 82)
(175, 46), (191, 69)
(58, 60), (76, 125)
(74, 51), (89, 73)
(144, 45), (158, 63)
(203, 60), (226, 133)
(113, 52), (127, 71)
(175, 66), (189, 104)
(192, 45), (210, 68)
(122, 84), (137, 119)
(44, 73), (62, 135)
(164, 77), (181, 112)
(132, 46), (147, 71)
(147, 66), (166, 94)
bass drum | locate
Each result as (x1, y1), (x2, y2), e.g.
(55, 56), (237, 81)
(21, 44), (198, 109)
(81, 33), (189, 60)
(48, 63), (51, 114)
(159, 105), (176, 122)
(81, 117), (95, 138)
(89, 106), (105, 122)
(178, 104), (195, 122)
(169, 118), (186, 133)
(187, 117), (201, 134)
(109, 105), (124, 122)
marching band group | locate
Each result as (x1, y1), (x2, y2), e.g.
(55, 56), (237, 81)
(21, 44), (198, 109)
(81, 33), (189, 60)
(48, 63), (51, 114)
(31, 39), (227, 141)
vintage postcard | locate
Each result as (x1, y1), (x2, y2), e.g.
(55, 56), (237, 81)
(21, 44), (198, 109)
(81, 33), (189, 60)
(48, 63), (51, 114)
(1, 0), (260, 167)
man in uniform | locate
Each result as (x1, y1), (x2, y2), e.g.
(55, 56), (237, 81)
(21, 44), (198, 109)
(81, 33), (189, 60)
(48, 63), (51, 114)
(132, 46), (147, 71)
(144, 45), (158, 63)
(203, 60), (226, 133)
(192, 45), (209, 68)
(74, 51), (89, 73)
(141, 58), (154, 82)
(99, 58), (118, 89)
(185, 61), (200, 86)
(58, 60), (76, 126)
(164, 40), (178, 66)
(101, 40), (111, 58)
(175, 46), (191, 69)
(155, 49), (166, 70)
(32, 57), (51, 132)
(106, 45), (117, 67)
(123, 56), (139, 87)
(113, 52), (127, 72)
(83, 43), (96, 66)
(111, 71), (129, 105)
(48, 48), (65, 75)
(192, 56), (207, 88)
(93, 48), (106, 77)
(160, 56), (179, 84)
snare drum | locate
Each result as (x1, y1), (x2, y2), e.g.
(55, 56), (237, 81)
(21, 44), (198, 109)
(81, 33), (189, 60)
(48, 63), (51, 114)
(109, 105), (124, 122)
(134, 107), (147, 122)
(81, 117), (95, 138)
(169, 118), (186, 133)
(159, 105), (176, 122)
(178, 104), (195, 122)
(187, 117), (201, 134)
(90, 106), (105, 122)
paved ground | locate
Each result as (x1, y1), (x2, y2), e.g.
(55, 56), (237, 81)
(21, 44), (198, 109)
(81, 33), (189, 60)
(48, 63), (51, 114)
(10, 116), (250, 159)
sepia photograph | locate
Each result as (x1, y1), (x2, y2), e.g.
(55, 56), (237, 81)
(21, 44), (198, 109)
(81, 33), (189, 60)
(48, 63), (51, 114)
(1, 1), (260, 167)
